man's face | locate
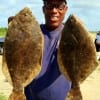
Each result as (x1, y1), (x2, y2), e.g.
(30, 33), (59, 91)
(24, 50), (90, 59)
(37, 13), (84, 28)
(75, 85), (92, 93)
(43, 1), (68, 30)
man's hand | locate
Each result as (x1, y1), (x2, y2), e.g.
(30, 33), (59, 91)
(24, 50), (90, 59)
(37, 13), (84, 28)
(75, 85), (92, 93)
(8, 16), (14, 24)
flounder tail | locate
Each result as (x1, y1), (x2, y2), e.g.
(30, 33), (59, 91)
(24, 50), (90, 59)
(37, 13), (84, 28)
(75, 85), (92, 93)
(8, 90), (26, 100)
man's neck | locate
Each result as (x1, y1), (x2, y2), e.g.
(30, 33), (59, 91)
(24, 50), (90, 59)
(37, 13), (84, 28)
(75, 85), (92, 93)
(44, 24), (62, 32)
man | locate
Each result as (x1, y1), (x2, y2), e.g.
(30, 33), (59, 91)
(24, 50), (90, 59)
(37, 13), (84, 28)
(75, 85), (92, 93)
(25, 0), (71, 100)
(95, 31), (100, 52)
(95, 31), (100, 60)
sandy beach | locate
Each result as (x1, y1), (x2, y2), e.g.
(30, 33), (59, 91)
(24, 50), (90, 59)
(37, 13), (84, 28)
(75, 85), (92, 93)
(0, 54), (100, 100)
(0, 56), (12, 97)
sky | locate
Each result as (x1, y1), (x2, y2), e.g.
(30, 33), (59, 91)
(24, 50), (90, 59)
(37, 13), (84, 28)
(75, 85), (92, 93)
(0, 0), (100, 31)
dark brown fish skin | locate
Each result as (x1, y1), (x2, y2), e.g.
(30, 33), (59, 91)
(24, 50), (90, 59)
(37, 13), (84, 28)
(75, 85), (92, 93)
(58, 14), (98, 100)
(2, 7), (43, 100)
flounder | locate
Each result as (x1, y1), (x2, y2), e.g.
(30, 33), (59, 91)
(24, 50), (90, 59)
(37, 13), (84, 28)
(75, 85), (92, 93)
(2, 7), (43, 100)
(58, 14), (98, 100)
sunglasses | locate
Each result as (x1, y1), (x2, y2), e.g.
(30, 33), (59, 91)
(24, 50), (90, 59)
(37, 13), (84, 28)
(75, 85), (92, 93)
(44, 2), (66, 10)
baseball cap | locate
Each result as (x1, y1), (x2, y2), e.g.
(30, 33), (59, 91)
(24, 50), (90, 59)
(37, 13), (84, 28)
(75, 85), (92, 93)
(42, 0), (67, 4)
